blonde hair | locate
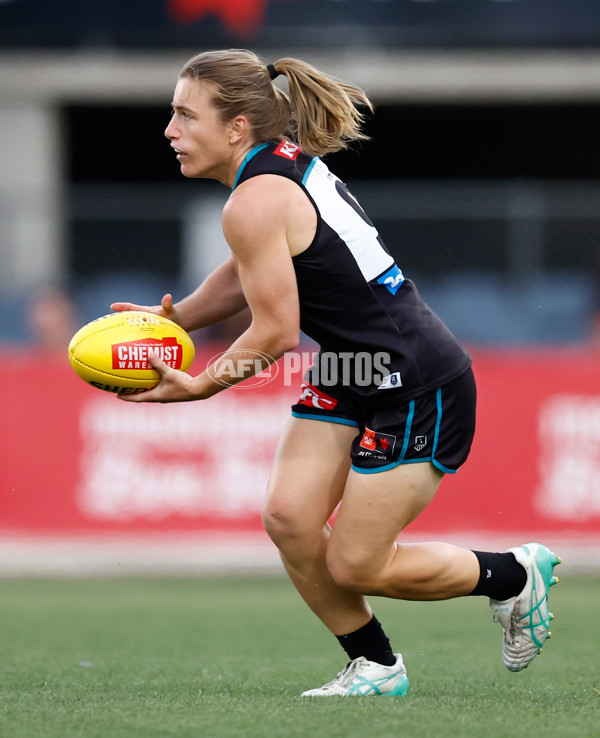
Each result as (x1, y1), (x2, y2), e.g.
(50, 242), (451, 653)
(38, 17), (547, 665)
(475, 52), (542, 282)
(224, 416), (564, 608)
(179, 49), (373, 157)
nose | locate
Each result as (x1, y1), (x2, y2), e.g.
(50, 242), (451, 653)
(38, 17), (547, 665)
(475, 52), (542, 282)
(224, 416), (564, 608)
(165, 115), (178, 141)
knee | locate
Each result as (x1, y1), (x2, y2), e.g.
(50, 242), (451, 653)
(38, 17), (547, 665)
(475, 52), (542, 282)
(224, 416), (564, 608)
(261, 501), (287, 546)
(261, 499), (307, 549)
(325, 547), (375, 593)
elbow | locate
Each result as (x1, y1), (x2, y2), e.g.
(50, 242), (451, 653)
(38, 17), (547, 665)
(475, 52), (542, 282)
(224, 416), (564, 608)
(252, 318), (300, 357)
(267, 323), (300, 356)
(275, 330), (300, 356)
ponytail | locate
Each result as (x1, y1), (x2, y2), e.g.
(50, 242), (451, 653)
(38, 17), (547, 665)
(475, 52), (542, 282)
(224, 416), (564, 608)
(180, 49), (373, 157)
(271, 57), (374, 157)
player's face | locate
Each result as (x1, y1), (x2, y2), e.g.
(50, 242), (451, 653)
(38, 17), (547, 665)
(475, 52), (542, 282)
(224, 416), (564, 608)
(165, 77), (233, 182)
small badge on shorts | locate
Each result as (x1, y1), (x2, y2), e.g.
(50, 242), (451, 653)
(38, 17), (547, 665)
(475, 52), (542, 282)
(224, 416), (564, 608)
(413, 435), (428, 452)
(358, 427), (397, 460)
(297, 382), (338, 411)
(377, 371), (402, 390)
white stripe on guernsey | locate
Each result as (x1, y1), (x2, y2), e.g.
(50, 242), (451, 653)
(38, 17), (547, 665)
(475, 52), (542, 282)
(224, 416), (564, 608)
(303, 158), (393, 282)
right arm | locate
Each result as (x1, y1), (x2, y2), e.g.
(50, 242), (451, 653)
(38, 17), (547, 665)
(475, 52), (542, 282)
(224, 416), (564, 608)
(110, 255), (248, 333)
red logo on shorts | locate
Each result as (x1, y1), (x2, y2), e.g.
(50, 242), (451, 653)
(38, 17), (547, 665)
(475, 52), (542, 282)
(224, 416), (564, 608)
(297, 382), (338, 411)
(359, 427), (397, 457)
(359, 428), (377, 451)
(274, 140), (301, 160)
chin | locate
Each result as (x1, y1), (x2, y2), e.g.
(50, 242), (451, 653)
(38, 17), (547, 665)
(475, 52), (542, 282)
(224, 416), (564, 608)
(179, 164), (198, 179)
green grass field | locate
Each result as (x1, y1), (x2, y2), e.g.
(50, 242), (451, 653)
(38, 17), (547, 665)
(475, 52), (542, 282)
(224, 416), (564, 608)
(0, 574), (597, 738)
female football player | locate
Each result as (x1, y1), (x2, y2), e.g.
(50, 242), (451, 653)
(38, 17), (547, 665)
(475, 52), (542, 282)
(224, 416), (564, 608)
(112, 49), (560, 696)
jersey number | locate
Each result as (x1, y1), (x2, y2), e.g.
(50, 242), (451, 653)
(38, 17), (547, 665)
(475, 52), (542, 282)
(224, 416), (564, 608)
(335, 181), (375, 228)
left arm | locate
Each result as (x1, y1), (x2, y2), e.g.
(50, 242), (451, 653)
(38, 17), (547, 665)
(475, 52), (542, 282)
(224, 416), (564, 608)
(120, 176), (302, 402)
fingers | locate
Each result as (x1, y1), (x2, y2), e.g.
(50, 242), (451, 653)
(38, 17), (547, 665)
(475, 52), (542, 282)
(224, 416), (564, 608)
(117, 389), (154, 403)
(110, 301), (164, 314)
(116, 352), (171, 403)
(148, 351), (169, 373)
(110, 294), (176, 320)
(110, 301), (146, 312)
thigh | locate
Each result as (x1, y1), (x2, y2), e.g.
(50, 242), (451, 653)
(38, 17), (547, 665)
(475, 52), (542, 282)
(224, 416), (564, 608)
(264, 416), (357, 535)
(329, 461), (445, 567)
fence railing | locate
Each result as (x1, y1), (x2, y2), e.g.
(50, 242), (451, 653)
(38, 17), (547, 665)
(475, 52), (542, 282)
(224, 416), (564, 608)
(1, 179), (598, 345)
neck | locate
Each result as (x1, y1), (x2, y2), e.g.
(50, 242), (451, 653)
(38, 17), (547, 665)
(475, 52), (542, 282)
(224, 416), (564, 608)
(227, 141), (265, 189)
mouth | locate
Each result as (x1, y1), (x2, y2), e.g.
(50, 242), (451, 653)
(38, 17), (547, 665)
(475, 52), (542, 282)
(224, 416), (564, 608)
(173, 148), (187, 160)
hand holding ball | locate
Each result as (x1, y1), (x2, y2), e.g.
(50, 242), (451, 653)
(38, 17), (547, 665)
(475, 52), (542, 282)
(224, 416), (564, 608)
(68, 311), (195, 394)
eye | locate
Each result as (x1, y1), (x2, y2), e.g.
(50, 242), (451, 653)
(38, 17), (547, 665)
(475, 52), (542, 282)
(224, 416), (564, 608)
(169, 109), (192, 122)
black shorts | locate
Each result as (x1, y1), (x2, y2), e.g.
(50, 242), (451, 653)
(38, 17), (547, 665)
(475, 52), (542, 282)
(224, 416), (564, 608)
(291, 368), (476, 474)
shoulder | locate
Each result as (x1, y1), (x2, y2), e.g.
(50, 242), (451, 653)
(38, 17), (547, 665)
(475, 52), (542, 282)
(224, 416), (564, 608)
(223, 173), (317, 259)
(224, 175), (308, 232)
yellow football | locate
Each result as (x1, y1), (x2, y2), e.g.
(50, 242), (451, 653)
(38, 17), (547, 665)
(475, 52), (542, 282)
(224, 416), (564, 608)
(68, 311), (195, 394)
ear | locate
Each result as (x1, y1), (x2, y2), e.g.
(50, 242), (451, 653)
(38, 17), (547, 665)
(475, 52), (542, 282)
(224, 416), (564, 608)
(229, 115), (249, 144)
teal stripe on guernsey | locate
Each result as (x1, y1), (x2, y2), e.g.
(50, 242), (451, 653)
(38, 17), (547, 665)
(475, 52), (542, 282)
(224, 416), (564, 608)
(301, 156), (319, 185)
(232, 143), (270, 189)
(291, 411), (359, 428)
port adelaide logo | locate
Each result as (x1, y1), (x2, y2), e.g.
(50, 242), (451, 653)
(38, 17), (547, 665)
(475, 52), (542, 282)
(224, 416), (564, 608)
(413, 435), (428, 452)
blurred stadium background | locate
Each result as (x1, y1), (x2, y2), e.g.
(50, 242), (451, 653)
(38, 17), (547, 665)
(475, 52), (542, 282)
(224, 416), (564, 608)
(1, 0), (599, 574)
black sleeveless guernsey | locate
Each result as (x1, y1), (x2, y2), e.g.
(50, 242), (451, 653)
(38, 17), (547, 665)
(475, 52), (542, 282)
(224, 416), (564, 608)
(233, 140), (471, 403)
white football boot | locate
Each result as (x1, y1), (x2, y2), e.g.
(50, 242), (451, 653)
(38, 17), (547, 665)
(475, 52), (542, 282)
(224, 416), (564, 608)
(490, 542), (561, 672)
(301, 653), (409, 697)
